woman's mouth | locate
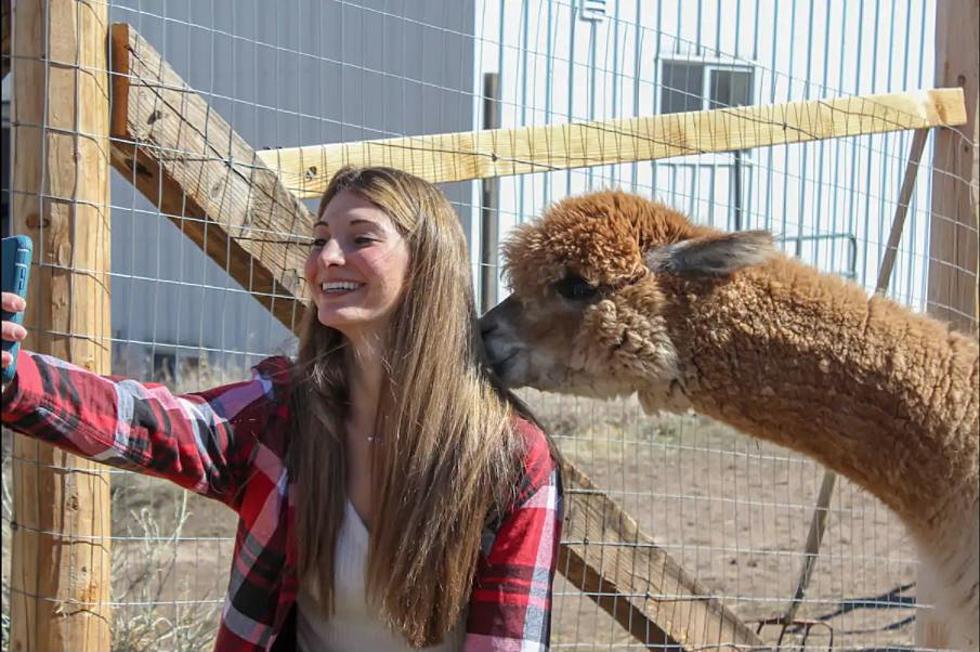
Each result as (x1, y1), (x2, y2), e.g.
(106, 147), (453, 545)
(320, 281), (364, 296)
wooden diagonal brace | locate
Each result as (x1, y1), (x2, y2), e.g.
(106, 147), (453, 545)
(107, 22), (764, 651)
(109, 23), (312, 330)
(561, 462), (765, 649)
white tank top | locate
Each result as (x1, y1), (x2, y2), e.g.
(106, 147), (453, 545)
(296, 500), (466, 652)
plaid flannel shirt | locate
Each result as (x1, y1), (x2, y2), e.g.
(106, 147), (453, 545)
(2, 350), (563, 652)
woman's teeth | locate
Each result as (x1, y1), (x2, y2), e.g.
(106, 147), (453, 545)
(322, 281), (362, 293)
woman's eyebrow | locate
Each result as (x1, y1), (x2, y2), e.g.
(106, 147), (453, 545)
(313, 219), (378, 229)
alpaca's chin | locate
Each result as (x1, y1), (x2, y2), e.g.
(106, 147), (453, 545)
(487, 349), (579, 393)
(532, 374), (651, 405)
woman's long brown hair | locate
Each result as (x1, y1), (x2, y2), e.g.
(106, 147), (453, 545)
(289, 167), (525, 647)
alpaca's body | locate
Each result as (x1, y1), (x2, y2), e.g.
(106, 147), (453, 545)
(662, 257), (979, 649)
(662, 256), (978, 528)
(480, 190), (980, 650)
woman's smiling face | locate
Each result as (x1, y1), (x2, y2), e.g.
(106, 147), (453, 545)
(304, 189), (411, 341)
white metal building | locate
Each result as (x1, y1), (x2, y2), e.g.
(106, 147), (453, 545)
(474, 0), (938, 308)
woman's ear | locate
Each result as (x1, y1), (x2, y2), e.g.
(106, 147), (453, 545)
(645, 230), (776, 276)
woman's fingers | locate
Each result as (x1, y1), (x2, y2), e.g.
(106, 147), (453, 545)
(1, 304), (27, 369)
(1, 291), (28, 369)
(2, 292), (27, 313)
(2, 320), (27, 344)
(2, 293), (29, 372)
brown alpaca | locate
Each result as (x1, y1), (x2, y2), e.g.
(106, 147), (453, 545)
(480, 190), (979, 650)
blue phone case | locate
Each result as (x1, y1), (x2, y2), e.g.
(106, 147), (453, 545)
(2, 236), (33, 384)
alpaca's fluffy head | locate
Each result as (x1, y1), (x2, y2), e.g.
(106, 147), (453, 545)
(480, 190), (775, 408)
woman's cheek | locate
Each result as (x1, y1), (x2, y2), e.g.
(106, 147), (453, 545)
(303, 253), (319, 285)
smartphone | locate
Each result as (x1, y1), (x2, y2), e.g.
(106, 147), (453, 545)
(2, 235), (33, 384)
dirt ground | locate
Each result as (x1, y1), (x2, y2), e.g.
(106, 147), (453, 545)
(529, 393), (918, 651)
(4, 392), (921, 651)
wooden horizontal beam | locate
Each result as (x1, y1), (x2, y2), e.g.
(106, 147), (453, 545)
(257, 88), (968, 198)
(108, 23), (764, 651)
(560, 461), (764, 650)
(108, 22), (313, 330)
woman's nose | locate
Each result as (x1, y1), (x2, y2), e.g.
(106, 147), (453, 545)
(317, 238), (345, 267)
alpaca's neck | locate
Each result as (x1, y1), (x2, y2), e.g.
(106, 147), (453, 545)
(668, 256), (979, 529)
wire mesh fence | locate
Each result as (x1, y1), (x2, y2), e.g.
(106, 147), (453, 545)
(1, 1), (976, 651)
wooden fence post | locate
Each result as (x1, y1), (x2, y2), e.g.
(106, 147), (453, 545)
(920, 5), (978, 646)
(10, 1), (113, 650)
(928, 0), (979, 334)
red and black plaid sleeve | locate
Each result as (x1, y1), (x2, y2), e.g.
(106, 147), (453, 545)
(2, 350), (290, 505)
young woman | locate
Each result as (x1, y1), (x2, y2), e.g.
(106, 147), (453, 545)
(1, 167), (563, 652)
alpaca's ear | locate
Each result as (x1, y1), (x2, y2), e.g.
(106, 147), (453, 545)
(646, 230), (775, 276)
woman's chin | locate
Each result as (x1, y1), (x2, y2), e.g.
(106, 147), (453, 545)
(315, 308), (381, 337)
(316, 309), (357, 330)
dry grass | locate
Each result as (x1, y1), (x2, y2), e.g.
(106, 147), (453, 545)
(110, 487), (221, 652)
(109, 352), (241, 652)
(1, 351), (243, 652)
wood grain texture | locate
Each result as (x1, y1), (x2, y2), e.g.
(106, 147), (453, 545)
(10, 1), (112, 650)
(258, 88), (968, 199)
(927, 0), (979, 336)
(109, 23), (313, 330)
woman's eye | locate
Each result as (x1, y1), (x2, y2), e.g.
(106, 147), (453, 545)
(311, 237), (327, 248)
(554, 275), (598, 300)
(354, 236), (376, 246)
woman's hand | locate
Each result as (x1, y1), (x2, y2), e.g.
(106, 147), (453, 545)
(1, 292), (28, 370)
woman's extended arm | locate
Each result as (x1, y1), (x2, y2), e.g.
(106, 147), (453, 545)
(2, 348), (290, 507)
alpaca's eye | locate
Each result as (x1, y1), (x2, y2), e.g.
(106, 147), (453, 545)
(554, 275), (598, 301)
